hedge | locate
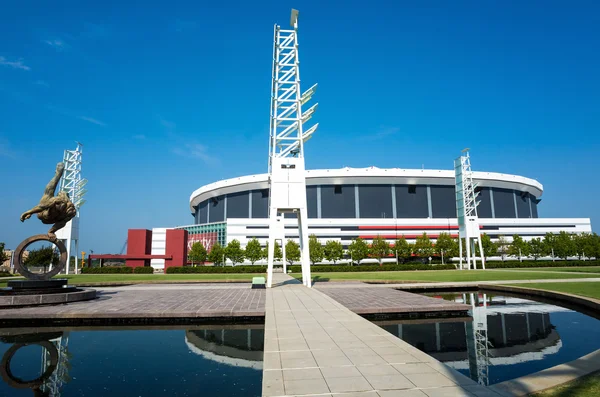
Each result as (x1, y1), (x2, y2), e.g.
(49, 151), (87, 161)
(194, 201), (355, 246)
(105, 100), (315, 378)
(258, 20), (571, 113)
(484, 260), (600, 269)
(289, 264), (457, 272)
(166, 266), (268, 274)
(133, 266), (154, 274)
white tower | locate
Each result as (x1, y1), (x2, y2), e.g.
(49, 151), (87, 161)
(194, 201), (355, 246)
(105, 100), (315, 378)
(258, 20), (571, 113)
(55, 142), (87, 274)
(454, 149), (485, 270)
(266, 9), (318, 288)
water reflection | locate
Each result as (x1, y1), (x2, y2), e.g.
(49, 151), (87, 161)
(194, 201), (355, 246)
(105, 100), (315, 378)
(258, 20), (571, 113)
(0, 332), (69, 396)
(0, 327), (264, 397)
(377, 292), (600, 386)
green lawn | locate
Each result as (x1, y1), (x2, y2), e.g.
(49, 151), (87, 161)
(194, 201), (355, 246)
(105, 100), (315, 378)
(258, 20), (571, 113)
(506, 281), (600, 300)
(532, 371), (600, 396)
(497, 266), (600, 273)
(291, 270), (600, 283)
(0, 273), (255, 287)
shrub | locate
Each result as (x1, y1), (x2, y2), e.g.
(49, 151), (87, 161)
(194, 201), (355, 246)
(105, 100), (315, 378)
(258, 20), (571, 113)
(289, 264), (456, 272)
(133, 266), (154, 274)
(166, 265), (268, 274)
(484, 260), (600, 269)
(81, 266), (133, 274)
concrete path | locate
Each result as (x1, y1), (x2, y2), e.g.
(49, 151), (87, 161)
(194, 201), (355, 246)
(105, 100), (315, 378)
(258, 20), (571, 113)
(263, 274), (500, 396)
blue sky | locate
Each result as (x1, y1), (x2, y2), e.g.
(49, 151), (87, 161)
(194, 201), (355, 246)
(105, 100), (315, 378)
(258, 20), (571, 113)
(1, 0), (599, 253)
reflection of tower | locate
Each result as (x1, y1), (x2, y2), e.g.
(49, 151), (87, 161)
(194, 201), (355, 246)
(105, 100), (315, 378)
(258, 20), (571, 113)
(40, 333), (70, 396)
(55, 142), (87, 274)
(266, 9), (318, 288)
(454, 149), (485, 270)
(465, 293), (491, 386)
(185, 328), (264, 369)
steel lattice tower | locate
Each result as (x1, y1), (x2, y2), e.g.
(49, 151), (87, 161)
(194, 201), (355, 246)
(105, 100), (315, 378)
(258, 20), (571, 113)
(454, 149), (485, 270)
(266, 9), (318, 288)
(56, 142), (87, 274)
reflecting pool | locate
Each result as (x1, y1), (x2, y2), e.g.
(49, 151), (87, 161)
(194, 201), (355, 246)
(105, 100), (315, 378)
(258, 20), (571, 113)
(376, 291), (600, 385)
(0, 326), (264, 396)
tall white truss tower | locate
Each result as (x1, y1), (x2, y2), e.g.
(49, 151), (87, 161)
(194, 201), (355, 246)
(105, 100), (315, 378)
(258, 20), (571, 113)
(266, 9), (318, 288)
(454, 149), (485, 270)
(40, 333), (71, 395)
(55, 142), (87, 274)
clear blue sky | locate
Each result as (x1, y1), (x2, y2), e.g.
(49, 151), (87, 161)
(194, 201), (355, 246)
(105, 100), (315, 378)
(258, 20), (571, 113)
(1, 1), (598, 253)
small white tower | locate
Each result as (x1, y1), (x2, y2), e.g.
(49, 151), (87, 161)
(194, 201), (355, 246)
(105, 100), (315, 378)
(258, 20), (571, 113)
(454, 149), (485, 270)
(55, 142), (87, 274)
(266, 9), (318, 288)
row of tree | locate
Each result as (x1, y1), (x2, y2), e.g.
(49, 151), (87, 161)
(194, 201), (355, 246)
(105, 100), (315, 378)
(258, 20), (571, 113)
(187, 231), (600, 266)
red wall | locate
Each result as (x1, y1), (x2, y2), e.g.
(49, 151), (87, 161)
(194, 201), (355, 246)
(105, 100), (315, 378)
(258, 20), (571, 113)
(126, 229), (152, 267)
(164, 229), (188, 273)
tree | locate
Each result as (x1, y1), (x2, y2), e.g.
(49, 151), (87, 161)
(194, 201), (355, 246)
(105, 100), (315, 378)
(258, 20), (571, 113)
(586, 233), (600, 260)
(308, 234), (324, 265)
(348, 238), (369, 265)
(393, 236), (412, 263)
(414, 233), (433, 259)
(370, 235), (390, 265)
(263, 241), (282, 262)
(508, 234), (529, 261)
(245, 238), (262, 265)
(543, 232), (557, 260)
(434, 233), (454, 265)
(554, 231), (576, 260)
(285, 240), (301, 266)
(224, 239), (245, 266)
(528, 238), (544, 261)
(0, 242), (8, 265)
(208, 242), (224, 266)
(188, 242), (207, 266)
(478, 233), (497, 261)
(23, 245), (59, 273)
(573, 233), (595, 260)
(496, 236), (509, 262)
(324, 240), (343, 264)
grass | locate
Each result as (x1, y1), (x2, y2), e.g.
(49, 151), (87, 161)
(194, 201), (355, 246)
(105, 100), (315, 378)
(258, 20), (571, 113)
(499, 266), (600, 273)
(532, 371), (600, 396)
(290, 269), (600, 283)
(0, 273), (255, 287)
(506, 281), (600, 301)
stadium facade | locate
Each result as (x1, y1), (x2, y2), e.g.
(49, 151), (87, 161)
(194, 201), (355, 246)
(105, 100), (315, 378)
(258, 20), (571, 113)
(148, 166), (591, 268)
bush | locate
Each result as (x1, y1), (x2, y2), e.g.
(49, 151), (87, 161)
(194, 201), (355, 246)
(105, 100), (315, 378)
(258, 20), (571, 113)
(133, 266), (154, 274)
(81, 266), (133, 274)
(0, 271), (13, 277)
(484, 260), (600, 269)
(289, 264), (456, 272)
(166, 265), (268, 274)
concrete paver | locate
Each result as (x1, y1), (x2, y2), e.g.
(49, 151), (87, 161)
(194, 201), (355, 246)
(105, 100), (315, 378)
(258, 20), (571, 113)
(262, 273), (501, 396)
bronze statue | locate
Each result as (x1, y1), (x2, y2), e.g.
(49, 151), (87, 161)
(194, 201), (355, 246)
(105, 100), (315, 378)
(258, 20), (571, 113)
(20, 162), (76, 240)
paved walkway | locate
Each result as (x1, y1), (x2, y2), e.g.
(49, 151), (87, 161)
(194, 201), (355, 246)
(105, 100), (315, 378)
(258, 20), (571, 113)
(263, 274), (500, 397)
(0, 283), (264, 322)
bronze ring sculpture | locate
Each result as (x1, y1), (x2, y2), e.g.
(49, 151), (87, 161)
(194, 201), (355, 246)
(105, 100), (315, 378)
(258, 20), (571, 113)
(0, 341), (59, 389)
(13, 235), (68, 281)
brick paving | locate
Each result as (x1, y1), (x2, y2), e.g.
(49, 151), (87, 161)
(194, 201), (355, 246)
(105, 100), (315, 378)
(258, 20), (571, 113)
(0, 283), (265, 322)
(317, 285), (469, 315)
(263, 274), (501, 396)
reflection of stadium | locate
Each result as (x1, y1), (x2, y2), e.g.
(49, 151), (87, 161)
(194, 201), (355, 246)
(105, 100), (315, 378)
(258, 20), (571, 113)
(378, 294), (568, 385)
(184, 328), (264, 370)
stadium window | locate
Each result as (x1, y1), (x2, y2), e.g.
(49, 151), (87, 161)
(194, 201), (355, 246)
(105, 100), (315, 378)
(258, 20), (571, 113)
(261, 189), (269, 198)
(334, 185), (342, 194)
(210, 197), (219, 206)
(408, 185), (416, 194)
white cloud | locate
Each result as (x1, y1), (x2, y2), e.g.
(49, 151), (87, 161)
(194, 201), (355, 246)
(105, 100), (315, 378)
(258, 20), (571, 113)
(78, 116), (106, 126)
(44, 38), (67, 50)
(0, 139), (15, 158)
(172, 143), (218, 165)
(0, 56), (30, 71)
(173, 19), (197, 33)
(160, 117), (176, 132)
(133, 134), (146, 140)
(33, 80), (49, 87)
(371, 126), (400, 140)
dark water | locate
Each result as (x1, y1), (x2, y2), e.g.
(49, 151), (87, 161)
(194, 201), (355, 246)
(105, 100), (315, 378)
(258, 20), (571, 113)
(0, 327), (264, 397)
(377, 291), (600, 385)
